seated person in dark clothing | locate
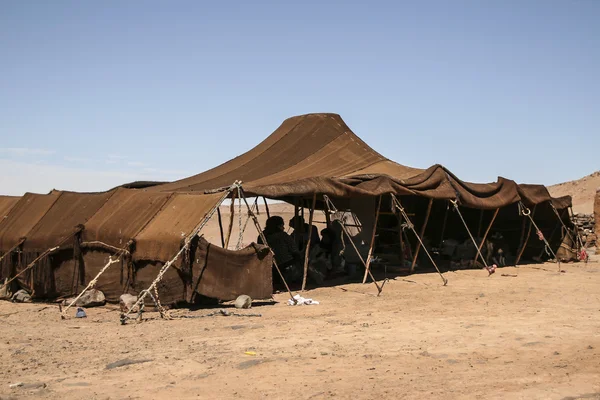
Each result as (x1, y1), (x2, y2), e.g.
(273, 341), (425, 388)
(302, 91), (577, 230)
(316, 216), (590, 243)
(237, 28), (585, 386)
(309, 227), (345, 280)
(257, 216), (303, 283)
(289, 215), (320, 252)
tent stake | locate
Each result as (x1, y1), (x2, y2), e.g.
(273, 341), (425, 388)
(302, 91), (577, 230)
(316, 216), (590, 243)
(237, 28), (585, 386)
(301, 193), (317, 291)
(472, 208), (499, 266)
(515, 204), (536, 265)
(238, 188), (296, 303)
(410, 198), (433, 273)
(362, 195), (382, 284)
(392, 195), (447, 285)
(323, 195), (383, 295)
(217, 207), (225, 248)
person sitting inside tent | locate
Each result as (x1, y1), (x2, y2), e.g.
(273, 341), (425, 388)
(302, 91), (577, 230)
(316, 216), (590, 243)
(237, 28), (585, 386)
(308, 227), (345, 281)
(289, 215), (320, 252)
(257, 216), (303, 283)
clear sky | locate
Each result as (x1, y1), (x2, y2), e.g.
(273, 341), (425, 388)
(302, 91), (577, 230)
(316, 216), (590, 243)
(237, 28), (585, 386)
(1, 1), (598, 195)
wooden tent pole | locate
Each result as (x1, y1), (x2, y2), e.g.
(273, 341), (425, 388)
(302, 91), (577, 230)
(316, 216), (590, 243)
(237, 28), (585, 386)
(473, 208), (499, 266)
(395, 198), (405, 266)
(263, 197), (270, 218)
(476, 209), (484, 239)
(224, 190), (237, 249)
(515, 204), (536, 265)
(410, 198), (433, 273)
(0, 239), (25, 263)
(362, 195), (382, 284)
(301, 193), (317, 291)
(217, 207), (225, 248)
(325, 208), (331, 228)
(238, 188), (296, 303)
(437, 202), (449, 249)
(323, 195), (383, 294)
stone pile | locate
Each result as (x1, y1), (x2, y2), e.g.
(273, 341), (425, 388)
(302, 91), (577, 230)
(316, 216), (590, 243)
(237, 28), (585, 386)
(573, 213), (596, 248)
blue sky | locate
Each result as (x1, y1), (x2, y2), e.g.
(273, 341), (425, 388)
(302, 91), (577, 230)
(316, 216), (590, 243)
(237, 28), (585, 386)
(1, 1), (598, 195)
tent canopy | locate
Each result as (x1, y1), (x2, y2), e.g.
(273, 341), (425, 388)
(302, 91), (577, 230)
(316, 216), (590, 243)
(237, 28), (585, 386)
(0, 191), (61, 251)
(149, 113), (569, 210)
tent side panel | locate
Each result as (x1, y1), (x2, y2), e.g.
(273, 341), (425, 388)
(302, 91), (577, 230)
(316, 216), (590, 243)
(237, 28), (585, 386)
(191, 238), (273, 301)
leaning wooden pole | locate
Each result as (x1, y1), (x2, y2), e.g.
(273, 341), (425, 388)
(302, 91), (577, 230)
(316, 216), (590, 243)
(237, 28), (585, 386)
(473, 208), (500, 266)
(301, 193), (318, 291)
(437, 202), (449, 249)
(515, 204), (537, 265)
(323, 195), (383, 295)
(362, 195), (382, 284)
(224, 190), (237, 249)
(410, 198), (433, 273)
(238, 188), (296, 303)
(216, 207), (225, 248)
(263, 197), (270, 218)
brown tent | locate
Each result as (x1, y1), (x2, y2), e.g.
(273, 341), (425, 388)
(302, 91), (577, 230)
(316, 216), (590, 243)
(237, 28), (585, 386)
(0, 196), (20, 222)
(148, 113), (571, 270)
(1, 187), (272, 304)
(149, 113), (526, 209)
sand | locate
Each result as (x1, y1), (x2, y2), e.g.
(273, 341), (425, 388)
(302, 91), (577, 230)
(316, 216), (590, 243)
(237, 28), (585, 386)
(1, 255), (599, 400)
(549, 171), (600, 214)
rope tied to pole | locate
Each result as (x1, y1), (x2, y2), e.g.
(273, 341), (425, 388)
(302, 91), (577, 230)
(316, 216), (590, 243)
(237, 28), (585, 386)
(323, 195), (385, 295)
(518, 202), (561, 272)
(391, 195), (448, 285)
(449, 200), (495, 275)
(237, 187), (298, 303)
(120, 182), (240, 324)
(549, 202), (587, 262)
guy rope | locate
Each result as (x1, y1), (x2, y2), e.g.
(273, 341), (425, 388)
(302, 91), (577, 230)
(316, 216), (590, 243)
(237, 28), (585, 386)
(60, 247), (128, 318)
(120, 182), (239, 324)
(391, 195), (448, 285)
(323, 195), (384, 295)
(549, 202), (587, 263)
(237, 187), (297, 303)
(449, 199), (494, 274)
(519, 202), (561, 271)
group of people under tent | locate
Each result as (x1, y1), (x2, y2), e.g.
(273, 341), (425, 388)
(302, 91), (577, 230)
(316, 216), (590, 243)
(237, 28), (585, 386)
(257, 215), (348, 285)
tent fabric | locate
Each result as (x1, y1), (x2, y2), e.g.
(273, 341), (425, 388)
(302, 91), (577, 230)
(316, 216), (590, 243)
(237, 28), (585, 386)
(190, 237), (273, 301)
(0, 196), (20, 221)
(0, 192), (61, 251)
(148, 113), (555, 210)
(517, 184), (572, 210)
(81, 188), (173, 249)
(23, 191), (115, 252)
(133, 192), (226, 262)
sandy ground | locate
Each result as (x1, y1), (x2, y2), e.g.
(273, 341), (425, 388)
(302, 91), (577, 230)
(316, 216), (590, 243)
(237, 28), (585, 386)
(1, 255), (599, 400)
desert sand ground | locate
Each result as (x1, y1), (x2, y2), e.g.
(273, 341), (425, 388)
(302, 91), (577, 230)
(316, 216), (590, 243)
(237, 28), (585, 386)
(1, 255), (599, 400)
